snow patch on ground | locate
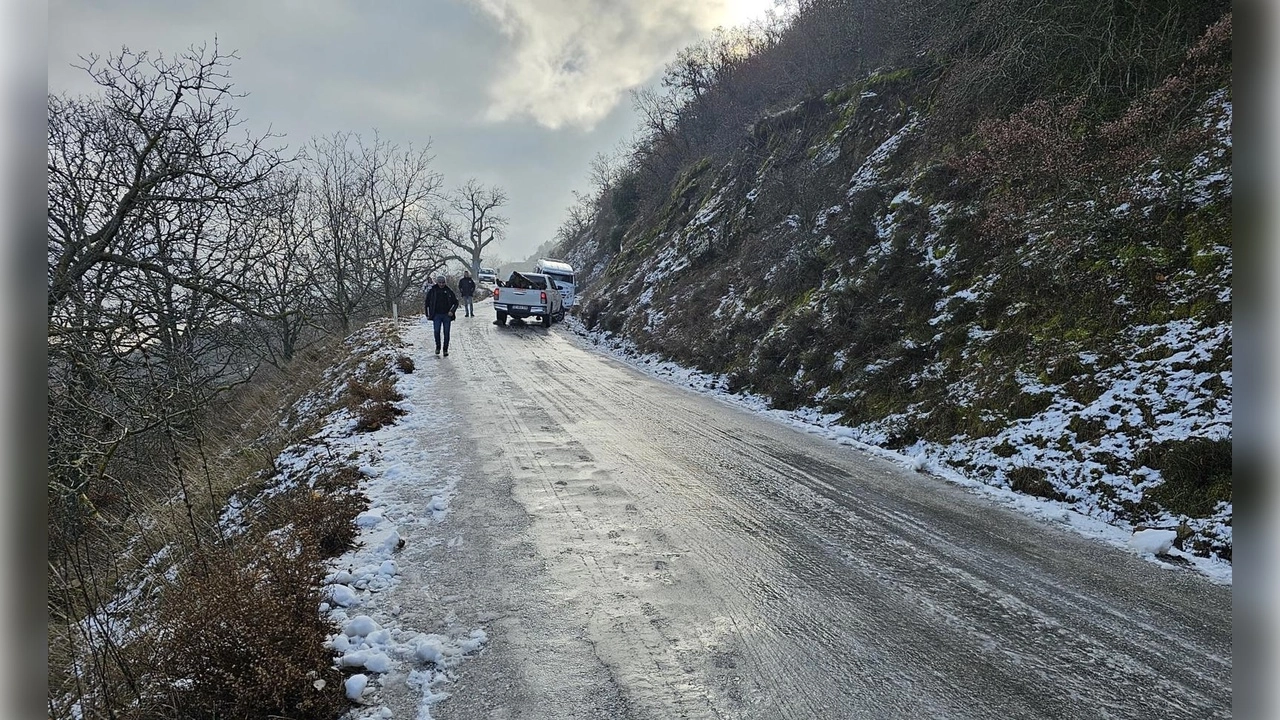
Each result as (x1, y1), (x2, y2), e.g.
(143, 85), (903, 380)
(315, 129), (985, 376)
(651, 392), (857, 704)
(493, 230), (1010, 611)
(847, 116), (918, 196)
(230, 321), (487, 719)
(319, 321), (487, 719)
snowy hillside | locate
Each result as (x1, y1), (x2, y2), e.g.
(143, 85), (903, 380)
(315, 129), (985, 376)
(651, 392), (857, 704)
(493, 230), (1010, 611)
(557, 15), (1233, 561)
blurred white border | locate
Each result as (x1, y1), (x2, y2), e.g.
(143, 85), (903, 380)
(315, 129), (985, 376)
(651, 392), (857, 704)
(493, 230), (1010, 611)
(1263, 1), (1279, 716)
(3, 0), (48, 715)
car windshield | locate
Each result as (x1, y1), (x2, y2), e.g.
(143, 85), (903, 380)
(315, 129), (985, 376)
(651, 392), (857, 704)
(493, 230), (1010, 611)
(544, 271), (573, 285)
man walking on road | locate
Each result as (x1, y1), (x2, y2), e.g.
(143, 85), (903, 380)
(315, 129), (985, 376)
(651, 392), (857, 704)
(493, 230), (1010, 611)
(458, 271), (477, 317)
(424, 275), (459, 356)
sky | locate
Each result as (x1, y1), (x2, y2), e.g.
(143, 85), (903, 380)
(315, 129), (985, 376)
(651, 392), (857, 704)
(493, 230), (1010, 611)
(47, 0), (780, 263)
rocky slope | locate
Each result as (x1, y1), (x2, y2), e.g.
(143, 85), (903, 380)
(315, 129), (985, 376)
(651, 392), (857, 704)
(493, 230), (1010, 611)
(557, 19), (1232, 560)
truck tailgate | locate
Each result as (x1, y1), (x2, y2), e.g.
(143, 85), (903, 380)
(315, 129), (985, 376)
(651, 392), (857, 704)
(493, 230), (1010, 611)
(497, 288), (544, 310)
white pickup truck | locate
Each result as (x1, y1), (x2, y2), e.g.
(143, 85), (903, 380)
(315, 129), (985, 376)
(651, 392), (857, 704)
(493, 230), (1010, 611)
(492, 271), (565, 327)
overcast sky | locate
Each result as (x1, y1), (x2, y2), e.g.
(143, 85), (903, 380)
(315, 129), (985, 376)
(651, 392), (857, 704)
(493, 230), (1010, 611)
(48, 0), (779, 263)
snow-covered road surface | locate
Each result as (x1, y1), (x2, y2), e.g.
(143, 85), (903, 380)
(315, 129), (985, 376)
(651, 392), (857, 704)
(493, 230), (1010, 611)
(381, 309), (1230, 719)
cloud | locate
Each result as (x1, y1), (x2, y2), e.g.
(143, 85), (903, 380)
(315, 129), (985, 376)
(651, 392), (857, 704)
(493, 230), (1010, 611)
(469, 0), (774, 130)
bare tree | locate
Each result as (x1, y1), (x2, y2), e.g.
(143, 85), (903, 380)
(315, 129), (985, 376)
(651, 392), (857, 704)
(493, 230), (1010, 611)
(631, 87), (688, 162)
(308, 132), (375, 332)
(47, 43), (286, 317)
(437, 179), (508, 277)
(357, 133), (446, 313)
(240, 171), (325, 365)
(47, 43), (292, 714)
(555, 190), (596, 246)
(307, 132), (447, 325)
(48, 42), (290, 516)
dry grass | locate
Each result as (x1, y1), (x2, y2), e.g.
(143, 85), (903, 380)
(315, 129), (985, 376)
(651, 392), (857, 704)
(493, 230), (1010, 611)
(395, 354), (416, 373)
(263, 467), (367, 556)
(347, 376), (406, 433)
(130, 523), (351, 718)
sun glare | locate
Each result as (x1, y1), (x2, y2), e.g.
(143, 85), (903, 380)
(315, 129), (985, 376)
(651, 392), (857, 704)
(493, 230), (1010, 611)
(717, 0), (786, 27)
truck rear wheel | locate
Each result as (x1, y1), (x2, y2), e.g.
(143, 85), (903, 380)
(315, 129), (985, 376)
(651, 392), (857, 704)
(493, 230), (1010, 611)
(496, 310), (507, 325)
(541, 313), (551, 328)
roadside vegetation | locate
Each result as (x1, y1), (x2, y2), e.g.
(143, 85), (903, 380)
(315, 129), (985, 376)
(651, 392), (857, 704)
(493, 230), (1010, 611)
(48, 322), (418, 718)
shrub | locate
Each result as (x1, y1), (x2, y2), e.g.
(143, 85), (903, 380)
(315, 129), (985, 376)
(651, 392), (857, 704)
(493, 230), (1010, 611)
(883, 425), (921, 450)
(1138, 437), (1232, 517)
(347, 378), (402, 405)
(141, 533), (349, 719)
(1045, 355), (1086, 384)
(1008, 391), (1054, 420)
(1007, 466), (1066, 501)
(265, 484), (366, 557)
(1068, 416), (1108, 443)
(355, 402), (405, 433)
(1066, 377), (1104, 406)
(1089, 452), (1125, 475)
(395, 354), (415, 374)
(315, 465), (363, 494)
(991, 441), (1017, 458)
(581, 303), (599, 331)
(348, 377), (405, 433)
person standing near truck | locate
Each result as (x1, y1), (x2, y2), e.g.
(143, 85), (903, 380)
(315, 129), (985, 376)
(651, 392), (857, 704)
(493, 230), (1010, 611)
(424, 275), (459, 356)
(458, 271), (477, 317)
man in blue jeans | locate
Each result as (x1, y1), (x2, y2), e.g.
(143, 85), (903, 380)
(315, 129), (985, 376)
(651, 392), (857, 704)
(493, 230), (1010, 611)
(458, 271), (477, 317)
(423, 275), (459, 356)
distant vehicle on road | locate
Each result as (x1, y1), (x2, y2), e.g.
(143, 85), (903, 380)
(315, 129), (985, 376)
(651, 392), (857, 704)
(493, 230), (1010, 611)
(493, 271), (564, 327)
(477, 267), (498, 285)
(533, 258), (576, 308)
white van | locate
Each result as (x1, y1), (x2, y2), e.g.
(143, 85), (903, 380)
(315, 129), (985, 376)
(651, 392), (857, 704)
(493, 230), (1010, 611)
(533, 258), (576, 308)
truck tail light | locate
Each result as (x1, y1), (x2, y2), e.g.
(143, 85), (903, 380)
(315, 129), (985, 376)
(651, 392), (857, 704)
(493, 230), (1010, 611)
(493, 288), (500, 299)
(540, 291), (547, 303)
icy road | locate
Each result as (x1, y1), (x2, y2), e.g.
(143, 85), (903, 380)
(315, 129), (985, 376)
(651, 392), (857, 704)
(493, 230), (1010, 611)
(397, 311), (1231, 720)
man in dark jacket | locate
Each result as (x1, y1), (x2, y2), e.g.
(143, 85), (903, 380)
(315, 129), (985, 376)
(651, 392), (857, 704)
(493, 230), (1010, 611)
(458, 272), (477, 317)
(424, 275), (459, 356)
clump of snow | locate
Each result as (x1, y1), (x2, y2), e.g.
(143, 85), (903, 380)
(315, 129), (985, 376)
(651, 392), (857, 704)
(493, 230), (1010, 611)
(329, 584), (359, 608)
(355, 509), (385, 528)
(909, 454), (930, 473)
(346, 674), (369, 700)
(1129, 529), (1177, 556)
(344, 615), (381, 637)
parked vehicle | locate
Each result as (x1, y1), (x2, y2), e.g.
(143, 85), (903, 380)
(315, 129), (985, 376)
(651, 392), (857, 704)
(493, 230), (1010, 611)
(532, 258), (576, 308)
(477, 266), (498, 285)
(493, 271), (564, 327)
